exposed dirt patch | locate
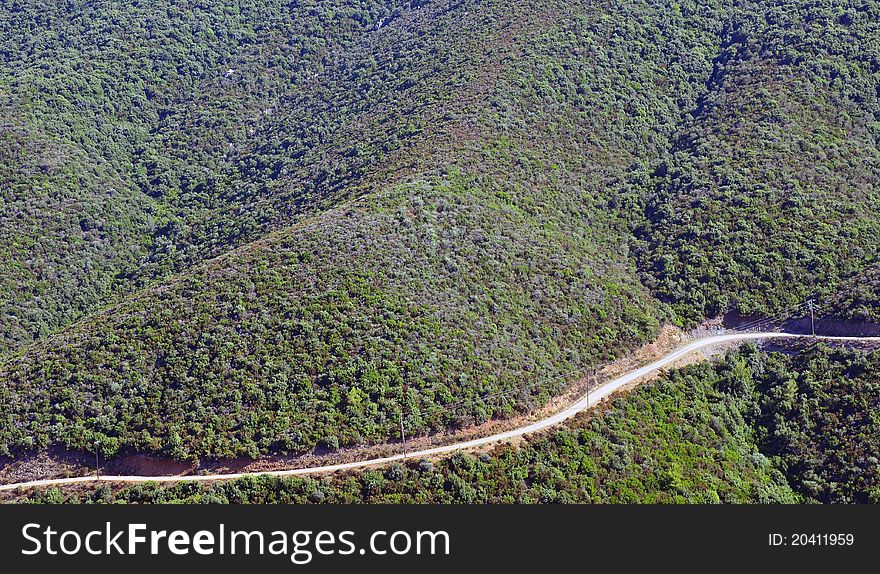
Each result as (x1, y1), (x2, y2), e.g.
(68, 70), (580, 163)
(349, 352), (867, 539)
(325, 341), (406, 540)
(723, 311), (880, 337)
(104, 455), (193, 477)
(0, 448), (92, 484)
(809, 317), (880, 337)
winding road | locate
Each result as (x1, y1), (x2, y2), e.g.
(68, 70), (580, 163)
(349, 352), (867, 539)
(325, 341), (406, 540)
(2, 331), (878, 492)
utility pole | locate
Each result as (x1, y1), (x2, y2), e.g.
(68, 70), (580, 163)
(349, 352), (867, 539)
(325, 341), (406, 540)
(94, 439), (100, 480)
(808, 299), (815, 337)
(587, 367), (595, 408)
(400, 375), (409, 459)
(399, 409), (408, 459)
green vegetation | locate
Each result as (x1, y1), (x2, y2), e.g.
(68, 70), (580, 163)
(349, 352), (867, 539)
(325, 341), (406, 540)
(0, 0), (506, 355)
(14, 345), (878, 504)
(1, 0), (879, 470)
(636, 1), (880, 323)
(826, 263), (880, 324)
(0, 172), (662, 460)
(748, 345), (880, 502)
(0, 0), (721, 461)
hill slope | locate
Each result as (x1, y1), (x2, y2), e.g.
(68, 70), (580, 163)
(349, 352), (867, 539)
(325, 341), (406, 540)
(636, 1), (880, 321)
(18, 344), (880, 504)
(0, 0), (515, 356)
(1, 0), (879, 468)
(0, 0), (724, 461)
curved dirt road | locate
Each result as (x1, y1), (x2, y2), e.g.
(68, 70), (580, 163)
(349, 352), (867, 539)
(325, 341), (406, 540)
(2, 331), (878, 492)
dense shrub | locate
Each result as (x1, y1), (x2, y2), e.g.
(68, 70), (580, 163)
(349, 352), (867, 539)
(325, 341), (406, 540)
(18, 344), (878, 504)
(2, 0), (879, 464)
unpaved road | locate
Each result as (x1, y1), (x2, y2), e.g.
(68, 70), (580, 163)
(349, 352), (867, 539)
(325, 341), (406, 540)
(2, 331), (878, 492)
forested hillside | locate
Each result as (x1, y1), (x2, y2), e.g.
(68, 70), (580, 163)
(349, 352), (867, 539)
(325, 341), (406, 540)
(636, 1), (880, 322)
(827, 263), (880, 325)
(1, 0), (879, 469)
(0, 0), (509, 356)
(0, 0), (720, 461)
(13, 344), (878, 504)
